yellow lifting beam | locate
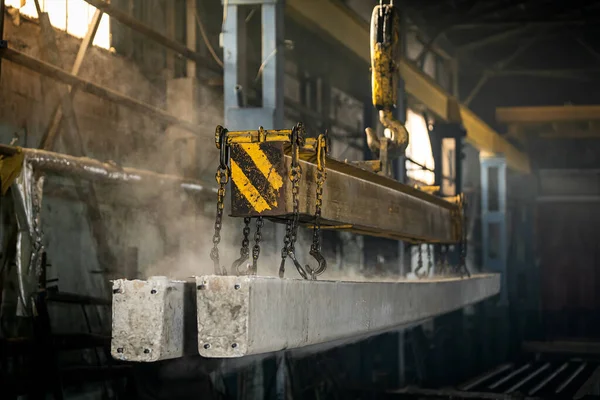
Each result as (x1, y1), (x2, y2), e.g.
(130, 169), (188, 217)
(215, 126), (463, 245)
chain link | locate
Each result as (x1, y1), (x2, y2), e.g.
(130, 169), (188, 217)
(459, 195), (470, 277)
(415, 244), (423, 277)
(211, 126), (230, 276)
(231, 217), (252, 275)
(442, 244), (449, 275)
(250, 217), (264, 275)
(427, 244), (432, 277)
(279, 123), (309, 279)
(210, 170), (228, 276)
(305, 134), (328, 280)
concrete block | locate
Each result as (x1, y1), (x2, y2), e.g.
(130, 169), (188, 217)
(196, 274), (500, 358)
(111, 276), (186, 362)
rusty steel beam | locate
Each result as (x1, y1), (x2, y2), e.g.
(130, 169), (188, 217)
(230, 146), (461, 243)
(0, 47), (202, 134)
(0, 145), (215, 197)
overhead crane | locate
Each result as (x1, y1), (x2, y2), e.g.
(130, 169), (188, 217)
(111, 0), (500, 361)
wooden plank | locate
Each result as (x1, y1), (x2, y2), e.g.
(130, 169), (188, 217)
(230, 145), (461, 243)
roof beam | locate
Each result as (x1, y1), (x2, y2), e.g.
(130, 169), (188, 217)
(497, 105), (600, 123)
(286, 0), (530, 173)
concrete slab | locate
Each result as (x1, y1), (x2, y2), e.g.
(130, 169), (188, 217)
(111, 276), (186, 362)
(196, 273), (500, 358)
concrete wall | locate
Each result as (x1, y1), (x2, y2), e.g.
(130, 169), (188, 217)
(0, 14), (228, 334)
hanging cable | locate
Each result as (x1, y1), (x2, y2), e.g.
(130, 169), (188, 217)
(195, 9), (224, 68)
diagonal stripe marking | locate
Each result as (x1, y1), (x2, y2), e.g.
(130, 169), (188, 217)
(241, 143), (284, 190)
(231, 159), (272, 212)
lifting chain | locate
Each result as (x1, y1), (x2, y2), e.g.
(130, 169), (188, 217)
(231, 217), (252, 275)
(279, 123), (308, 279)
(305, 133), (328, 280)
(211, 126), (230, 276)
(459, 195), (471, 278)
(415, 244), (424, 277)
(442, 244), (449, 275)
(427, 244), (432, 277)
(250, 216), (264, 275)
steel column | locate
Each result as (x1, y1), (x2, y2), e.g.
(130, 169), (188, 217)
(223, 0), (284, 130)
(221, 3), (285, 397)
(261, 1), (284, 126)
(480, 154), (508, 305)
(223, 3), (240, 114)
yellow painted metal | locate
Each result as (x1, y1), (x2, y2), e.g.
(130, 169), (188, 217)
(460, 107), (530, 173)
(497, 105), (600, 124)
(230, 158), (274, 213)
(241, 143), (284, 190)
(416, 185), (440, 194)
(398, 60), (462, 122)
(286, 0), (530, 173)
(0, 150), (25, 195)
(370, 4), (399, 109)
(216, 127), (318, 150)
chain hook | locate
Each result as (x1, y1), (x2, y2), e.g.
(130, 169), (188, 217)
(289, 251), (308, 280)
(304, 132), (329, 280)
(305, 248), (327, 280)
(219, 129), (231, 171)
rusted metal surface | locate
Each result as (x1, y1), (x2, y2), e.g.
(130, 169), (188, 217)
(0, 145), (216, 197)
(230, 147), (461, 243)
(196, 274), (500, 358)
(111, 277), (186, 362)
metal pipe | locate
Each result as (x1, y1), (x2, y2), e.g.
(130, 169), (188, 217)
(235, 84), (245, 108)
(0, 145), (216, 196)
(0, 48), (202, 134)
(556, 362), (587, 393)
(461, 363), (514, 391)
(505, 363), (550, 393)
(489, 363), (532, 389)
(529, 363), (569, 395)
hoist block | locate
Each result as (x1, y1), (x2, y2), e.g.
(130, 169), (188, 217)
(228, 140), (462, 243)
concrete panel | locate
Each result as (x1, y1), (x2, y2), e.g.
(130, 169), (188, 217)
(196, 274), (500, 358)
(111, 277), (186, 362)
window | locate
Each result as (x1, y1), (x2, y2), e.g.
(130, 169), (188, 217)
(6, 0), (110, 49)
(405, 109), (435, 185)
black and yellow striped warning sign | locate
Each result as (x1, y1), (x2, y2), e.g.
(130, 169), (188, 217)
(230, 142), (285, 214)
